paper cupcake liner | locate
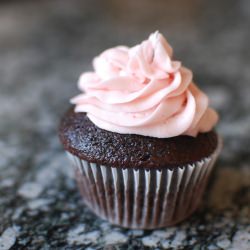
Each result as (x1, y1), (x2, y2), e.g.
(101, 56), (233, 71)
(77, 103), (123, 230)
(66, 138), (222, 229)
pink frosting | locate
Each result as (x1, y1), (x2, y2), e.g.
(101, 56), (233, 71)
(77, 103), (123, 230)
(71, 31), (218, 138)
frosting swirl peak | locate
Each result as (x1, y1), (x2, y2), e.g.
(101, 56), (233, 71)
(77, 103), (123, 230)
(71, 31), (218, 138)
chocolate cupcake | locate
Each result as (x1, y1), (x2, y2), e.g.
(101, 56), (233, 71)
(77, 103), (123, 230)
(58, 31), (222, 229)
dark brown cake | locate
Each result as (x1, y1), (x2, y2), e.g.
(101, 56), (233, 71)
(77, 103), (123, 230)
(59, 107), (218, 169)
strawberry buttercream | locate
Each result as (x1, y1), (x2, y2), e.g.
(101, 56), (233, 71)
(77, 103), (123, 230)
(71, 31), (218, 138)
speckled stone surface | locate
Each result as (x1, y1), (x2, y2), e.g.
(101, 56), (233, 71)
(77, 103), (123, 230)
(0, 0), (249, 249)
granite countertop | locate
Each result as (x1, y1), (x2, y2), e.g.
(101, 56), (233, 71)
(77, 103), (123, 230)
(0, 0), (249, 249)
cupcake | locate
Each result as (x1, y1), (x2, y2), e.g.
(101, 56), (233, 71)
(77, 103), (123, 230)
(59, 31), (222, 229)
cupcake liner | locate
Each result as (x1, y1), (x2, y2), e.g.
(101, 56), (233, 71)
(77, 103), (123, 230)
(66, 137), (222, 229)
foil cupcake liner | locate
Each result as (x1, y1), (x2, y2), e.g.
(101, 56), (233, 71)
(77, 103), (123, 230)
(66, 138), (222, 229)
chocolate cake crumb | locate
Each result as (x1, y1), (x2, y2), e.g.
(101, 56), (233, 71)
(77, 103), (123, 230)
(59, 108), (218, 169)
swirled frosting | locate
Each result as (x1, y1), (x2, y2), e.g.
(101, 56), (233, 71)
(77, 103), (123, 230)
(71, 31), (218, 138)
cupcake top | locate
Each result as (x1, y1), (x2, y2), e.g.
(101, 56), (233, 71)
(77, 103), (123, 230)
(59, 109), (218, 169)
(71, 31), (218, 138)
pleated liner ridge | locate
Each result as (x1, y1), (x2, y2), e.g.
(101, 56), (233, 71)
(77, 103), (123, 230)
(66, 140), (221, 229)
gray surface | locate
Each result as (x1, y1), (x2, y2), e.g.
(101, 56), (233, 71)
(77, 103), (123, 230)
(0, 0), (250, 249)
